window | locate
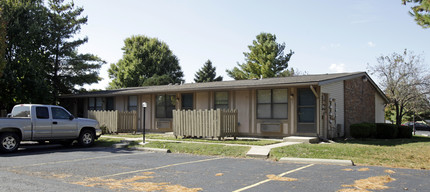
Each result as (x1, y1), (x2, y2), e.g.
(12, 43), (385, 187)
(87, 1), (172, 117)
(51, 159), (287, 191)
(52, 107), (71, 119)
(215, 92), (229, 109)
(36, 107), (49, 119)
(257, 89), (288, 119)
(156, 94), (176, 118)
(181, 93), (193, 110)
(106, 97), (114, 110)
(88, 97), (103, 110)
(128, 96), (138, 111)
(11, 106), (31, 118)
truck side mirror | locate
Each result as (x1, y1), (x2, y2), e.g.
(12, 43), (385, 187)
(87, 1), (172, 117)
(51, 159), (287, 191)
(69, 115), (75, 120)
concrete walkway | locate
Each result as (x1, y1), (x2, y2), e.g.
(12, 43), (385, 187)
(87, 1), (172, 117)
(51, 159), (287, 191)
(101, 135), (303, 158)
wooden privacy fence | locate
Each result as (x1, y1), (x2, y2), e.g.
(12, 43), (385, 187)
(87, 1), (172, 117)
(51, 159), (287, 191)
(173, 109), (238, 139)
(88, 110), (137, 133)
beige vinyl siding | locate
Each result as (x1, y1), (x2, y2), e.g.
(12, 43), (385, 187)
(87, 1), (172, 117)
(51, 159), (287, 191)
(321, 81), (344, 137)
(375, 93), (385, 123)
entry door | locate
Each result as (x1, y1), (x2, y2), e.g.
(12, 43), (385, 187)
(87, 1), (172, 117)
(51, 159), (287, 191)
(297, 88), (316, 133)
(181, 93), (193, 110)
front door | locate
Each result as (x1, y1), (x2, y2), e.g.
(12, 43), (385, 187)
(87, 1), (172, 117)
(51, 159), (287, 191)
(297, 88), (316, 134)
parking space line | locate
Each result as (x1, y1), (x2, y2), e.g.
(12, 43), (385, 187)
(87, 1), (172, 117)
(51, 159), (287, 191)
(99, 157), (224, 178)
(232, 164), (314, 192)
(9, 153), (145, 169)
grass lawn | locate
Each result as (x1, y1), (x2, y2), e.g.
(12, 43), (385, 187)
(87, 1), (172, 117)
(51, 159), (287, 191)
(270, 136), (430, 169)
(144, 141), (250, 157)
(104, 133), (281, 146)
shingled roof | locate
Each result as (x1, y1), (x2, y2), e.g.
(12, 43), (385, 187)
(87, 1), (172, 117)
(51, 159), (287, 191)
(61, 72), (388, 102)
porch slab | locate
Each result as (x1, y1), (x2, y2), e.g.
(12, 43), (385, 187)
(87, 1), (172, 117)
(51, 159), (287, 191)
(283, 136), (319, 144)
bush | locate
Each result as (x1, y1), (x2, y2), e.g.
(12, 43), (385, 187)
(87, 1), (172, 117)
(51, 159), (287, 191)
(350, 123), (376, 138)
(376, 123), (398, 139)
(397, 125), (412, 138)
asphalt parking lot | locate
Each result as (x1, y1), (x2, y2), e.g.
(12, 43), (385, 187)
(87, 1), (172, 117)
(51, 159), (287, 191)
(1, 144), (429, 192)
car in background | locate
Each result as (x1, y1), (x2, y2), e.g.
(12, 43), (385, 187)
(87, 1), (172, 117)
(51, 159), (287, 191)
(402, 122), (430, 131)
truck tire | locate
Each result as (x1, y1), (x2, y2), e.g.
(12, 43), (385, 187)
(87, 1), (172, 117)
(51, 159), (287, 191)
(78, 129), (95, 147)
(0, 132), (20, 153)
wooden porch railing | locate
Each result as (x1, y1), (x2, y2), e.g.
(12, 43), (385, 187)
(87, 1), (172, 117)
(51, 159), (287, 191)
(88, 110), (137, 133)
(172, 109), (238, 139)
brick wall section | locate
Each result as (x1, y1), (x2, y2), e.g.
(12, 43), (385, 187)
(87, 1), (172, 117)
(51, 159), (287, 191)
(344, 76), (375, 137)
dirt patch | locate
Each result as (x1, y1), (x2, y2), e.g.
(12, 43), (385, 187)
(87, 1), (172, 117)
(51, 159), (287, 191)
(338, 175), (396, 192)
(72, 172), (202, 192)
(384, 170), (395, 174)
(266, 174), (298, 181)
(215, 173), (224, 176)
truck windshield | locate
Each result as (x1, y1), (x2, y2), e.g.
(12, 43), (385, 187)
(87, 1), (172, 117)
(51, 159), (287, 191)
(11, 106), (31, 118)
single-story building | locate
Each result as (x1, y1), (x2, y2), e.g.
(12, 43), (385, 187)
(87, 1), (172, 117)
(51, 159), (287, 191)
(60, 72), (388, 139)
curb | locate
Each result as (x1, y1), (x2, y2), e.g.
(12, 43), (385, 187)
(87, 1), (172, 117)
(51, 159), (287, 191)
(132, 147), (171, 153)
(279, 157), (354, 166)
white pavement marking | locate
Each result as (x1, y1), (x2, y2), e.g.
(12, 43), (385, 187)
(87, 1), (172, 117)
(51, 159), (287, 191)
(99, 157), (224, 178)
(232, 164), (314, 192)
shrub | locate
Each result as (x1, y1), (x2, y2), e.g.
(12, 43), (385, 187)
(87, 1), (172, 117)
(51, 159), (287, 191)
(397, 125), (412, 138)
(350, 123), (376, 138)
(375, 123), (398, 139)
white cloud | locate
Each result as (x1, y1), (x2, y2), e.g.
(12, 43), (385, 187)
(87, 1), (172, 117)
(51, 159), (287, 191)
(367, 41), (376, 47)
(329, 63), (345, 73)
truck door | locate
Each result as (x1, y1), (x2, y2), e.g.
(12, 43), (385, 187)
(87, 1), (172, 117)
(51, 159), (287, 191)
(32, 106), (52, 139)
(51, 107), (78, 138)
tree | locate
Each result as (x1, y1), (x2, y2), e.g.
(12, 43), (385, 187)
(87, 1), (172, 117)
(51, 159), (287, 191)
(108, 35), (184, 88)
(194, 60), (223, 83)
(403, 0), (430, 28)
(0, 6), (6, 78)
(368, 49), (430, 125)
(46, 0), (104, 103)
(226, 32), (294, 80)
(0, 0), (52, 110)
(0, 0), (103, 110)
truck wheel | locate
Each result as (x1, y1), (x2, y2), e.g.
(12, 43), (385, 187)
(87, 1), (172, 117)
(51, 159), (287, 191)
(78, 129), (94, 147)
(0, 133), (20, 153)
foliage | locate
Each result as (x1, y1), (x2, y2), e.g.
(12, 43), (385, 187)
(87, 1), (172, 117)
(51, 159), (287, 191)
(278, 67), (307, 77)
(350, 123), (377, 138)
(368, 49), (430, 125)
(403, 0), (430, 28)
(194, 60), (222, 83)
(0, 6), (5, 78)
(226, 32), (294, 80)
(108, 35), (184, 88)
(398, 125), (413, 138)
(375, 123), (399, 139)
(46, 0), (104, 102)
(0, 0), (103, 110)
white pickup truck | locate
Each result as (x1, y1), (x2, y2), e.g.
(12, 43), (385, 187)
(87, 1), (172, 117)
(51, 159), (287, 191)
(0, 104), (102, 152)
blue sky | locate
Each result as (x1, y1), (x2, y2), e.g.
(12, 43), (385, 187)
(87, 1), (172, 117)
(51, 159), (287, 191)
(72, 0), (430, 90)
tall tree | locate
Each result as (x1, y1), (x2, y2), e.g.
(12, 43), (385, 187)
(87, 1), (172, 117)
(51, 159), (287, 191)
(0, 0), (52, 110)
(46, 0), (104, 103)
(108, 35), (184, 88)
(403, 0), (430, 28)
(194, 60), (223, 83)
(0, 6), (6, 78)
(0, 0), (104, 110)
(368, 49), (430, 125)
(226, 32), (294, 80)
